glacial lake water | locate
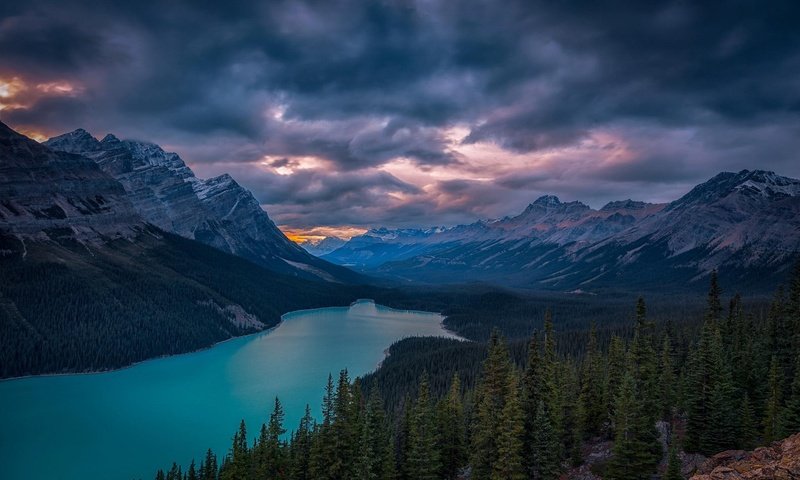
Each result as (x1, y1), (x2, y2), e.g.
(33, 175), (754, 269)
(0, 300), (458, 480)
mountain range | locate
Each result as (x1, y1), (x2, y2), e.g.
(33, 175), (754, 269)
(322, 170), (800, 291)
(43, 128), (358, 283)
(0, 121), (363, 377)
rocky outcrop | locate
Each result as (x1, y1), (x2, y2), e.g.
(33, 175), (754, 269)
(691, 433), (800, 480)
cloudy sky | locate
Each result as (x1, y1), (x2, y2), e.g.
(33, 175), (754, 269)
(1, 0), (799, 240)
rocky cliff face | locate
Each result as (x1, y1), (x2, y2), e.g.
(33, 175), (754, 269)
(0, 122), (144, 245)
(691, 433), (800, 480)
(45, 129), (359, 282)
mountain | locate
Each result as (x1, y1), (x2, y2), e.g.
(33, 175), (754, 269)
(0, 122), (362, 378)
(301, 236), (347, 256)
(0, 122), (144, 243)
(323, 227), (448, 268)
(324, 171), (800, 291)
(45, 129), (360, 283)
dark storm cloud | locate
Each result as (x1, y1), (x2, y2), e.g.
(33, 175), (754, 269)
(2, 0), (800, 228)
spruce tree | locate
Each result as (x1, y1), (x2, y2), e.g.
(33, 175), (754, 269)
(291, 405), (314, 480)
(407, 373), (440, 480)
(492, 372), (526, 480)
(664, 445), (683, 480)
(438, 374), (466, 480)
(659, 335), (676, 420)
(606, 335), (626, 436)
(781, 354), (800, 435)
(355, 389), (392, 480)
(578, 324), (605, 438)
(541, 311), (565, 457)
(330, 369), (355, 479)
(471, 330), (512, 479)
(522, 332), (544, 477)
(738, 393), (758, 450)
(685, 273), (738, 455)
(186, 460), (198, 480)
(221, 420), (249, 480)
(531, 400), (560, 480)
(606, 368), (659, 480)
(764, 355), (784, 442)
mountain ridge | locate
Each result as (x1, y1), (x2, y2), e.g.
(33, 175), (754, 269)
(323, 169), (800, 291)
(45, 128), (360, 283)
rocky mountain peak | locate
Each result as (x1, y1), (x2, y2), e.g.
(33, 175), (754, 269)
(531, 195), (562, 207)
(669, 169), (800, 211)
(45, 128), (101, 153)
(101, 133), (120, 144)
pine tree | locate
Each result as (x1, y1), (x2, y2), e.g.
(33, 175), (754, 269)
(707, 270), (723, 324)
(186, 460), (198, 480)
(522, 332), (544, 477)
(782, 354), (800, 435)
(355, 390), (393, 480)
(606, 368), (659, 480)
(309, 375), (337, 479)
(578, 324), (605, 438)
(290, 405), (314, 480)
(659, 335), (677, 420)
(531, 400), (560, 480)
(738, 393), (758, 450)
(220, 420), (249, 480)
(606, 335), (626, 436)
(541, 310), (565, 457)
(438, 374), (466, 480)
(331, 369), (355, 479)
(261, 397), (287, 478)
(407, 372), (440, 480)
(471, 330), (512, 479)
(764, 355), (784, 442)
(664, 445), (684, 480)
(492, 372), (526, 480)
(200, 448), (217, 480)
(685, 273), (738, 455)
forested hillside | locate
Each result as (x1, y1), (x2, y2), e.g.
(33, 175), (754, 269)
(151, 266), (800, 479)
(0, 230), (364, 378)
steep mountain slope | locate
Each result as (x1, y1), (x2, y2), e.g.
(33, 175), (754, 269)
(0, 122), (362, 378)
(0, 122), (143, 242)
(45, 129), (360, 283)
(325, 171), (800, 291)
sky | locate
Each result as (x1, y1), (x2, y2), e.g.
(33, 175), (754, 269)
(1, 0), (799, 240)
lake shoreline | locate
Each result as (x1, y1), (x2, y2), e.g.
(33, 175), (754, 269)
(0, 299), (464, 383)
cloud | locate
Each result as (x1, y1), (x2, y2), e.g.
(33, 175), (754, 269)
(2, 0), (800, 230)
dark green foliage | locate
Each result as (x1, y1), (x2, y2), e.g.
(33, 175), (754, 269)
(492, 372), (525, 480)
(606, 371), (658, 480)
(437, 375), (466, 480)
(530, 401), (561, 480)
(664, 445), (684, 480)
(407, 373), (440, 480)
(470, 331), (512, 479)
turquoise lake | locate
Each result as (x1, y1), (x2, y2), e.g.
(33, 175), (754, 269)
(0, 300), (458, 480)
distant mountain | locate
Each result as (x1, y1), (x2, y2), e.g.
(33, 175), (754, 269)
(324, 171), (800, 291)
(302, 236), (347, 256)
(45, 129), (360, 283)
(0, 122), (362, 378)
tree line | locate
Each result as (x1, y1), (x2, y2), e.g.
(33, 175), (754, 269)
(153, 265), (800, 480)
